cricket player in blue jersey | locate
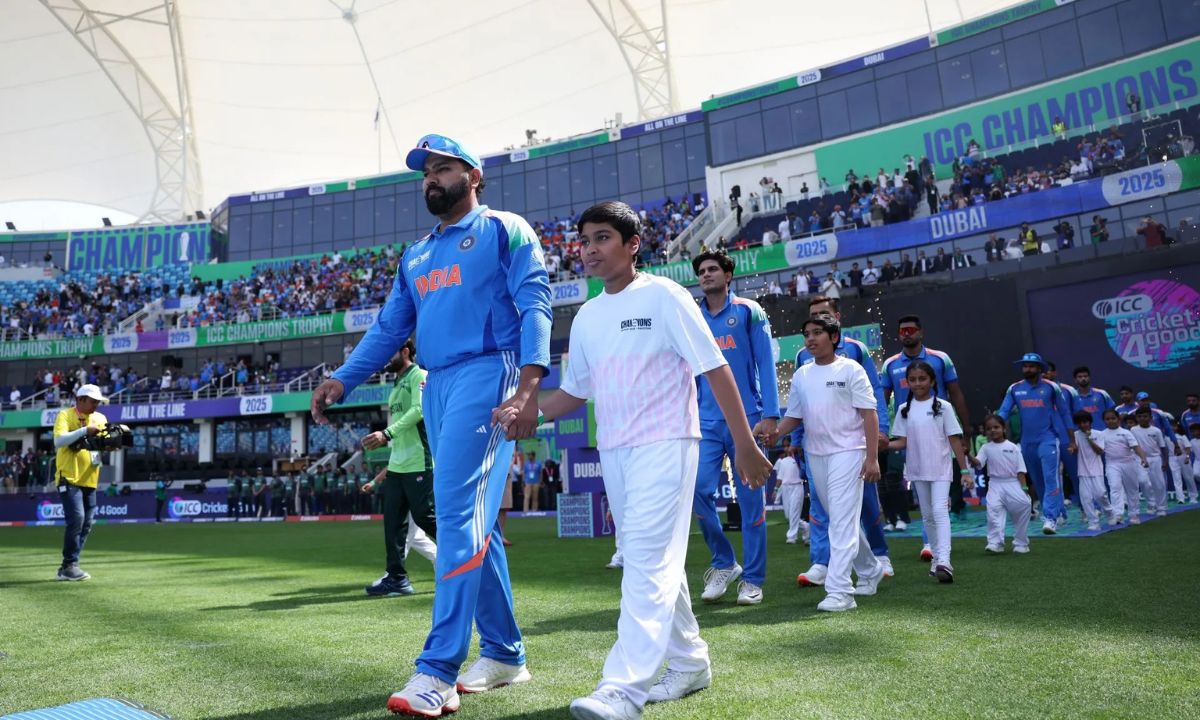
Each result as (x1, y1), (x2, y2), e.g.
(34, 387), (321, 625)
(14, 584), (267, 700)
(1045, 362), (1082, 505)
(997, 353), (1077, 534)
(791, 296), (893, 587)
(1069, 366), (1116, 426)
(691, 251), (780, 606)
(879, 314), (971, 561)
(1180, 393), (1200, 433)
(311, 134), (551, 718)
(1114, 386), (1139, 417)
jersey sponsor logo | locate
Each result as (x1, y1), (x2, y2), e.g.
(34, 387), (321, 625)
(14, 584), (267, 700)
(619, 318), (652, 331)
(415, 265), (462, 298)
(1019, 399), (1045, 408)
(406, 249), (432, 270)
(715, 335), (738, 350)
(458, 235), (476, 251)
(825, 380), (847, 388)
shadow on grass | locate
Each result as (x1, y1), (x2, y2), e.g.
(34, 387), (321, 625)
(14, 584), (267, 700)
(203, 695), (380, 720)
(199, 585), (433, 612)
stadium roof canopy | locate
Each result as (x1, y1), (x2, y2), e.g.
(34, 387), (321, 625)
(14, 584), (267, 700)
(0, 0), (1012, 228)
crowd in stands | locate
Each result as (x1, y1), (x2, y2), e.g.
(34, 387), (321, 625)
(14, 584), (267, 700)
(0, 271), (176, 341)
(535, 195), (706, 279)
(0, 449), (47, 491)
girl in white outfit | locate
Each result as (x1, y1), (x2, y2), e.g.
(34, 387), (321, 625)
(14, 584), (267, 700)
(888, 362), (971, 583)
(971, 414), (1032, 553)
(1099, 409), (1150, 524)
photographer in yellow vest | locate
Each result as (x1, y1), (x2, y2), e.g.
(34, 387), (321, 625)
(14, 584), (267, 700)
(52, 384), (109, 581)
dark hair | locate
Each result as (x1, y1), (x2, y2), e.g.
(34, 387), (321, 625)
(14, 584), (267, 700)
(1134, 406), (1151, 416)
(1189, 422), (1200, 433)
(691, 250), (735, 277)
(900, 361), (942, 419)
(1047, 361), (1057, 371)
(1102, 409), (1120, 420)
(1187, 393), (1199, 400)
(1072, 410), (1092, 425)
(807, 295), (840, 312)
(803, 313), (841, 346)
(475, 177), (487, 199)
(402, 338), (416, 358)
(1073, 366), (1090, 376)
(897, 314), (921, 328)
(1119, 385), (1134, 393)
(983, 413), (1007, 437)
(578, 201), (642, 244)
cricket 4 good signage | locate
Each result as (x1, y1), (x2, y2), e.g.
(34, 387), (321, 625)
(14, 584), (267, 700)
(0, 490), (227, 524)
(1029, 264), (1200, 399)
(815, 40), (1200, 179)
(67, 222), (212, 272)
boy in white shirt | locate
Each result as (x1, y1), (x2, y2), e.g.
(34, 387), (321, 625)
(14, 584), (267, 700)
(1072, 411), (1110, 530)
(499, 201), (772, 720)
(971, 414), (1032, 553)
(1131, 407), (1169, 516)
(1190, 424), (1200, 497)
(768, 314), (883, 612)
(1098, 409), (1149, 524)
(773, 445), (808, 544)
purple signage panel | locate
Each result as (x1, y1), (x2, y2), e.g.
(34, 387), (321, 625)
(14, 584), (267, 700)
(821, 37), (931, 78)
(619, 110), (704, 139)
(0, 489), (229, 524)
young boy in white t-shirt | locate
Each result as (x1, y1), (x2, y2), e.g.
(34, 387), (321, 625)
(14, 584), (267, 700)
(770, 314), (883, 612)
(498, 201), (772, 720)
(1098, 408), (1149, 524)
(1131, 407), (1169, 516)
(971, 414), (1032, 553)
(1072, 411), (1110, 530)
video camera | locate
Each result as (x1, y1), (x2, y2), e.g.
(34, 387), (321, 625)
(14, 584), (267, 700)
(75, 424), (135, 452)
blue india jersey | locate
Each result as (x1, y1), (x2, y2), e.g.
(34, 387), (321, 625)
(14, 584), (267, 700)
(696, 294), (780, 424)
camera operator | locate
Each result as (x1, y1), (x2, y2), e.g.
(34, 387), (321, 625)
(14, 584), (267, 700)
(52, 385), (109, 581)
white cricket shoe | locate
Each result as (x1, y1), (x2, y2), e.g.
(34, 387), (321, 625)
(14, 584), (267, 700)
(1012, 544), (1030, 554)
(569, 688), (642, 720)
(879, 555), (895, 577)
(1042, 519), (1057, 535)
(984, 543), (1005, 554)
(387, 673), (459, 717)
(700, 563), (742, 602)
(919, 545), (934, 561)
(647, 666), (711, 703)
(882, 522), (895, 532)
(1109, 514), (1123, 525)
(736, 581), (763, 605)
(605, 552), (623, 570)
(817, 593), (857, 612)
(456, 656), (532, 694)
(1129, 514), (1142, 525)
(853, 567), (884, 596)
(1155, 510), (1167, 517)
(796, 563), (827, 587)
(1086, 522), (1101, 531)
(895, 519), (908, 531)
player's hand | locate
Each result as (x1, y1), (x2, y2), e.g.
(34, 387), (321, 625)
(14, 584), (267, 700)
(360, 481), (375, 494)
(1175, 445), (1184, 457)
(310, 379), (344, 425)
(968, 454), (981, 469)
(1066, 441), (1078, 455)
(877, 434), (890, 453)
(960, 471), (976, 491)
(86, 425), (101, 436)
(751, 418), (778, 446)
(734, 441), (772, 489)
(491, 393), (538, 441)
(861, 456), (881, 483)
(1142, 460), (1150, 468)
(361, 431), (387, 450)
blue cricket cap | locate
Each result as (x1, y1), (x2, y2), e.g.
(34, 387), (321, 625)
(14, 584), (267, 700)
(1135, 391), (1150, 400)
(1013, 352), (1048, 370)
(405, 133), (481, 172)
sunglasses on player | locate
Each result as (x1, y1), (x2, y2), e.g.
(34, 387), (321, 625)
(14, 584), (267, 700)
(898, 326), (920, 337)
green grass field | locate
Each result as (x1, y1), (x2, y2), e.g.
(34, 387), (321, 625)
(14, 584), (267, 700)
(2, 512), (1198, 720)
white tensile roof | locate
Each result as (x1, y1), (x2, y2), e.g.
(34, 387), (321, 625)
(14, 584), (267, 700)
(0, 0), (1012, 226)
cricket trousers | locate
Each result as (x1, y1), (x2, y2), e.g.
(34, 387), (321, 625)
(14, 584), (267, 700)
(694, 415), (766, 586)
(809, 476), (889, 565)
(913, 481), (951, 566)
(806, 450), (880, 597)
(778, 483), (805, 542)
(382, 470), (437, 580)
(598, 438), (709, 708)
(1077, 474), (1110, 524)
(985, 478), (1031, 549)
(415, 351), (524, 684)
(1145, 462), (1168, 513)
(1021, 438), (1065, 523)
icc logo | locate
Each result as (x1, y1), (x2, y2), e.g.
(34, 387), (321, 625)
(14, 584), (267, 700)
(459, 235), (476, 251)
(726, 316), (737, 326)
(1091, 294), (1151, 320)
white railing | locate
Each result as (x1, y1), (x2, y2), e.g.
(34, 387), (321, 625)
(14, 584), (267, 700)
(286, 363), (327, 393)
(13, 386), (52, 410)
(667, 201), (724, 260)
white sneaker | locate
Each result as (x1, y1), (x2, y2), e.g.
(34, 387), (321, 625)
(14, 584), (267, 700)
(1012, 544), (1030, 554)
(700, 563), (742, 602)
(570, 688), (642, 720)
(1130, 514), (1142, 525)
(853, 567), (884, 596)
(796, 563), (827, 587)
(736, 581), (763, 605)
(1109, 514), (1123, 525)
(1042, 519), (1057, 535)
(387, 673), (460, 717)
(1086, 522), (1101, 531)
(919, 545), (933, 561)
(1155, 510), (1167, 517)
(456, 656), (532, 694)
(984, 543), (1004, 554)
(895, 519), (908, 531)
(785, 537), (797, 544)
(606, 552), (623, 570)
(817, 592), (857, 612)
(647, 666), (711, 703)
(882, 522), (895, 532)
(879, 555), (895, 577)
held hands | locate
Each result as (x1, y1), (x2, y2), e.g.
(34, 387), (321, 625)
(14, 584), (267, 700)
(960, 470), (977, 491)
(361, 431), (387, 450)
(490, 393), (539, 441)
(877, 434), (890, 453)
(310, 379), (345, 425)
(734, 441), (773, 490)
(1066, 441), (1078, 455)
(751, 418), (778, 446)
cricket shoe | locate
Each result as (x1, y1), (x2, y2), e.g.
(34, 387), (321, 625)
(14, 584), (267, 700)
(1042, 519), (1057, 535)
(796, 563), (827, 587)
(1109, 514), (1124, 525)
(984, 544), (1005, 554)
(647, 666), (711, 703)
(700, 563), (742, 602)
(816, 593), (857, 612)
(605, 552), (624, 570)
(387, 673), (459, 717)
(456, 657), (532, 694)
(879, 555), (895, 577)
(934, 564), (955, 583)
(56, 564), (90, 582)
(895, 519), (908, 531)
(853, 567), (884, 596)
(1155, 510), (1167, 517)
(919, 545), (934, 562)
(1086, 522), (1101, 531)
(367, 574), (415, 597)
(882, 522), (895, 532)
(1012, 545), (1030, 554)
(736, 581), (763, 605)
(569, 688), (641, 720)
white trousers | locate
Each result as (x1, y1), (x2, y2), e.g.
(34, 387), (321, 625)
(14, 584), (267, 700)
(405, 513), (437, 563)
(597, 439), (709, 707)
(1077, 475), (1109, 524)
(1146, 462), (1168, 513)
(985, 479), (1031, 549)
(779, 483), (805, 542)
(1183, 460), (1198, 502)
(1168, 454), (1196, 502)
(807, 451), (879, 595)
(914, 480), (951, 566)
(1106, 460), (1139, 517)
